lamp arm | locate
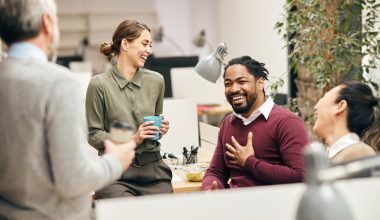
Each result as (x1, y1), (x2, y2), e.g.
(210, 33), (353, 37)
(215, 43), (228, 66)
(164, 34), (185, 55)
(318, 154), (380, 182)
(216, 54), (227, 67)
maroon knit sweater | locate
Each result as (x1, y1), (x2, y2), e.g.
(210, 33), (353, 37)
(202, 105), (309, 190)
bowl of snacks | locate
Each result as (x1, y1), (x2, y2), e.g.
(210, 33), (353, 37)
(183, 164), (206, 182)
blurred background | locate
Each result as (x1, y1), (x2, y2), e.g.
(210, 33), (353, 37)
(53, 0), (289, 93)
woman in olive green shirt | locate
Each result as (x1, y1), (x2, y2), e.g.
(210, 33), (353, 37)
(85, 20), (172, 198)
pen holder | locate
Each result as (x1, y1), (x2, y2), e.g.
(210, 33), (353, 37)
(183, 152), (198, 165)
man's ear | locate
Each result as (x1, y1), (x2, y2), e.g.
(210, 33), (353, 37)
(41, 14), (52, 36)
(335, 100), (347, 116)
(256, 77), (265, 91)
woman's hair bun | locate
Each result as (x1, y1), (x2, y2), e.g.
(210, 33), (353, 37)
(100, 42), (114, 56)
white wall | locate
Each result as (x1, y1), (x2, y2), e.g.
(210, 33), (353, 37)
(153, 0), (219, 58)
(170, 67), (226, 105)
(56, 0), (289, 95)
(56, 0), (159, 73)
(57, 0), (158, 55)
(217, 0), (288, 94)
(153, 0), (191, 56)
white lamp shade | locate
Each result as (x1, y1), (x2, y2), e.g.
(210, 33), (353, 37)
(195, 43), (227, 83)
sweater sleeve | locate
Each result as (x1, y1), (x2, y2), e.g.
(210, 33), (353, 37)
(202, 120), (230, 190)
(243, 115), (308, 184)
(46, 77), (122, 197)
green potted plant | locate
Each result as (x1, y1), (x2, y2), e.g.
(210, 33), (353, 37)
(275, 0), (380, 128)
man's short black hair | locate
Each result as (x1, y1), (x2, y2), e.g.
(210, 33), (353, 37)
(223, 56), (269, 80)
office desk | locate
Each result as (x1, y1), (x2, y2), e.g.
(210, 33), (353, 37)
(166, 144), (214, 193)
(170, 166), (203, 193)
(197, 104), (232, 125)
(167, 122), (218, 193)
(167, 161), (211, 193)
(197, 104), (232, 115)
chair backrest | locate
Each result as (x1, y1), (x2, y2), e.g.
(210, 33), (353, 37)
(71, 71), (92, 101)
(198, 122), (219, 163)
(160, 98), (199, 155)
(69, 61), (93, 73)
(170, 67), (226, 105)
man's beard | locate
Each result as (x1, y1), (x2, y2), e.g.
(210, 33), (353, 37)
(229, 92), (257, 114)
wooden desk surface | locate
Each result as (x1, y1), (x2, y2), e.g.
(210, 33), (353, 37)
(172, 178), (202, 193)
(197, 104), (232, 116)
(197, 104), (232, 126)
(166, 146), (212, 193)
(170, 166), (203, 193)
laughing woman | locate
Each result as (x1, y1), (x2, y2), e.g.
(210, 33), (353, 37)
(313, 81), (379, 164)
(85, 20), (172, 199)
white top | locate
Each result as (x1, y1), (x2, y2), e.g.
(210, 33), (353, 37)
(328, 133), (360, 158)
(233, 96), (274, 125)
(8, 42), (48, 61)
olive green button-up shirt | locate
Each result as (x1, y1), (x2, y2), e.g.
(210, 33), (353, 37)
(85, 66), (165, 155)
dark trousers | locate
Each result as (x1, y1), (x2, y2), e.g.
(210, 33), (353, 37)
(95, 159), (173, 199)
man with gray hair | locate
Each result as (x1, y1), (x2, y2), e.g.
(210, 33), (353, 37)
(0, 0), (136, 219)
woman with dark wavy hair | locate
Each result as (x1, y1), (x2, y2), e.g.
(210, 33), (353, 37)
(313, 81), (379, 164)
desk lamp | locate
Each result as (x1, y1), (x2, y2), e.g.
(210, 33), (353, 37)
(297, 142), (380, 220)
(153, 26), (185, 55)
(193, 30), (207, 48)
(194, 42), (228, 83)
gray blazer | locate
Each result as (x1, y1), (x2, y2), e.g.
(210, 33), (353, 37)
(0, 58), (122, 220)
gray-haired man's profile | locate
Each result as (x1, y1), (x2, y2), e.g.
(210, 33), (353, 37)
(0, 0), (136, 219)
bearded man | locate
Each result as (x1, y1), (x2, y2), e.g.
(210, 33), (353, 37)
(202, 56), (308, 190)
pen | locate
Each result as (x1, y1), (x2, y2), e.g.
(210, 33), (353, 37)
(183, 147), (189, 164)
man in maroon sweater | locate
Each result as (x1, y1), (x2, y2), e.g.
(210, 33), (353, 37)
(202, 56), (309, 190)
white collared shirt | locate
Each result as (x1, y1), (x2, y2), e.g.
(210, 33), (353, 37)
(233, 96), (275, 125)
(8, 42), (47, 62)
(327, 133), (360, 159)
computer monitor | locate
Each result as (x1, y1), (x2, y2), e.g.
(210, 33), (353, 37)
(144, 55), (198, 97)
(56, 55), (83, 68)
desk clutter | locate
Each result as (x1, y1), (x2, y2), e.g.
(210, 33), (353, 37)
(162, 142), (213, 189)
(169, 163), (207, 183)
(163, 146), (208, 184)
(182, 145), (199, 165)
(162, 145), (200, 165)
(183, 164), (206, 182)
